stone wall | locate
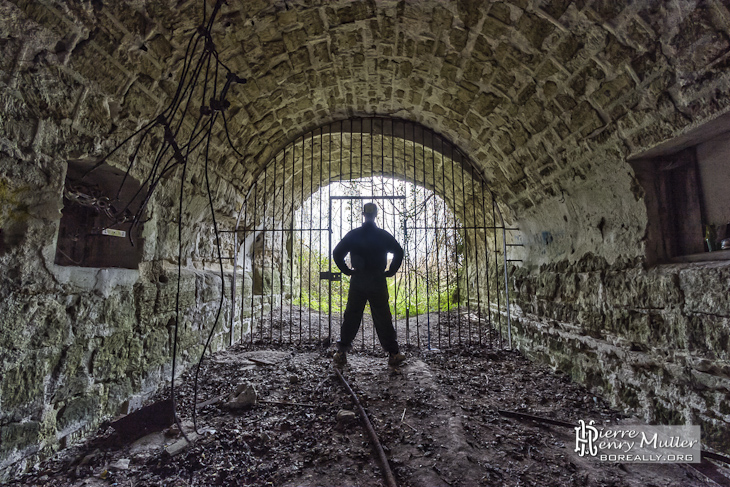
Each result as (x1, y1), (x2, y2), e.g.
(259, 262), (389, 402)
(0, 157), (247, 479)
(510, 253), (730, 452)
(0, 130), (249, 479)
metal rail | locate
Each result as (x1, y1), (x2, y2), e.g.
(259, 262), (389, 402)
(335, 367), (398, 487)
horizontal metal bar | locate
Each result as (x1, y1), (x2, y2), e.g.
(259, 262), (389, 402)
(330, 195), (406, 200)
(222, 228), (331, 233)
(506, 259), (523, 262)
(406, 225), (508, 230)
(505, 243), (524, 247)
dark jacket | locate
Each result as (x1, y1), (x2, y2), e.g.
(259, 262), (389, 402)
(333, 221), (403, 277)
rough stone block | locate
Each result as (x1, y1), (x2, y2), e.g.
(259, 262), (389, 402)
(517, 12), (554, 50)
(57, 396), (99, 432)
(0, 421), (41, 457)
(155, 271), (196, 314)
(2, 352), (52, 410)
(134, 280), (157, 323)
(680, 266), (730, 317)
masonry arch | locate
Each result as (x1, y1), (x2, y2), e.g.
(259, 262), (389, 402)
(230, 117), (514, 350)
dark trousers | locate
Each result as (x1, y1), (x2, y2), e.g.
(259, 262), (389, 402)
(337, 273), (399, 354)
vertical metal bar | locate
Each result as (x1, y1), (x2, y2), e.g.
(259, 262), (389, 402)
(328, 124), (333, 343)
(482, 180), (494, 348)
(471, 172), (482, 345)
(449, 138), (457, 348)
(492, 198), (502, 348)
(470, 165), (482, 346)
(421, 125), (431, 349)
(431, 130), (441, 349)
(279, 152), (285, 344)
(328, 192), (333, 342)
(390, 118), (400, 345)
(460, 158), (470, 346)
(240, 185), (250, 343)
(271, 153), (279, 344)
(289, 141), (295, 345)
(318, 126), (323, 345)
(230, 231), (237, 347)
(369, 119), (375, 352)
(299, 133), (305, 345)
(480, 179), (493, 349)
(231, 207), (242, 347)
(411, 122), (419, 345)
(440, 135), (448, 351)
(309, 129), (314, 343)
(339, 123), (344, 325)
(250, 181), (257, 345)
(497, 205), (513, 350)
(261, 162), (268, 343)
(358, 120), (365, 352)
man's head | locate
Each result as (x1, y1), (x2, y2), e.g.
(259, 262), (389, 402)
(363, 202), (378, 222)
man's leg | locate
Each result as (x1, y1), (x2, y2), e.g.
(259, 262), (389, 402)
(368, 279), (399, 354)
(337, 278), (368, 351)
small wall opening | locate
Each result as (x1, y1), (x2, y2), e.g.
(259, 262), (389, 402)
(55, 161), (146, 269)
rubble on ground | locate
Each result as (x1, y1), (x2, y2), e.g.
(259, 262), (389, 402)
(9, 344), (720, 486)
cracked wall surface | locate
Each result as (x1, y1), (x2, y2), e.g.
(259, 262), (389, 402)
(3, 0), (730, 476)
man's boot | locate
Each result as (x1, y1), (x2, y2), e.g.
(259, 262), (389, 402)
(388, 352), (405, 367)
(333, 350), (347, 367)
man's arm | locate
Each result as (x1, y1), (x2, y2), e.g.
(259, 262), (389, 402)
(332, 236), (353, 275)
(384, 238), (404, 277)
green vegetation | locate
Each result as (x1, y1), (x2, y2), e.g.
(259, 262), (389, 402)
(293, 243), (461, 319)
(291, 176), (465, 319)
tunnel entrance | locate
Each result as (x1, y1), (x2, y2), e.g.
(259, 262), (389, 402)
(231, 118), (512, 351)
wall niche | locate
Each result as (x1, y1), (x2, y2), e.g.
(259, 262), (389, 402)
(55, 160), (146, 269)
(630, 113), (730, 265)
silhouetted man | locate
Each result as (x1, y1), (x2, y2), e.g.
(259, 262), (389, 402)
(332, 203), (405, 367)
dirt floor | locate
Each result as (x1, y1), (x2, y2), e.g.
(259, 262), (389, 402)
(8, 311), (728, 486)
(248, 306), (507, 351)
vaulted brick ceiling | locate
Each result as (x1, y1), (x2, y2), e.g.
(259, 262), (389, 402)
(6, 0), (730, 218)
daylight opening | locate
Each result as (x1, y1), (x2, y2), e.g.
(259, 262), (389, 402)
(293, 176), (462, 321)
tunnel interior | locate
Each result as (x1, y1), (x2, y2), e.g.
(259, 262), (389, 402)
(2, 0), (730, 482)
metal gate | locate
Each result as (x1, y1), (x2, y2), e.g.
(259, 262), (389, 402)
(230, 117), (513, 351)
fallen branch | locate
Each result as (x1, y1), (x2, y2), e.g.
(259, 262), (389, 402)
(703, 451), (730, 466)
(247, 357), (276, 366)
(260, 400), (317, 408)
(196, 395), (224, 409)
(497, 409), (574, 429)
(402, 421), (418, 433)
(687, 460), (730, 487)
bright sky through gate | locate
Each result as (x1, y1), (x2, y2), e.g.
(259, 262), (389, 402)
(294, 176), (462, 271)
